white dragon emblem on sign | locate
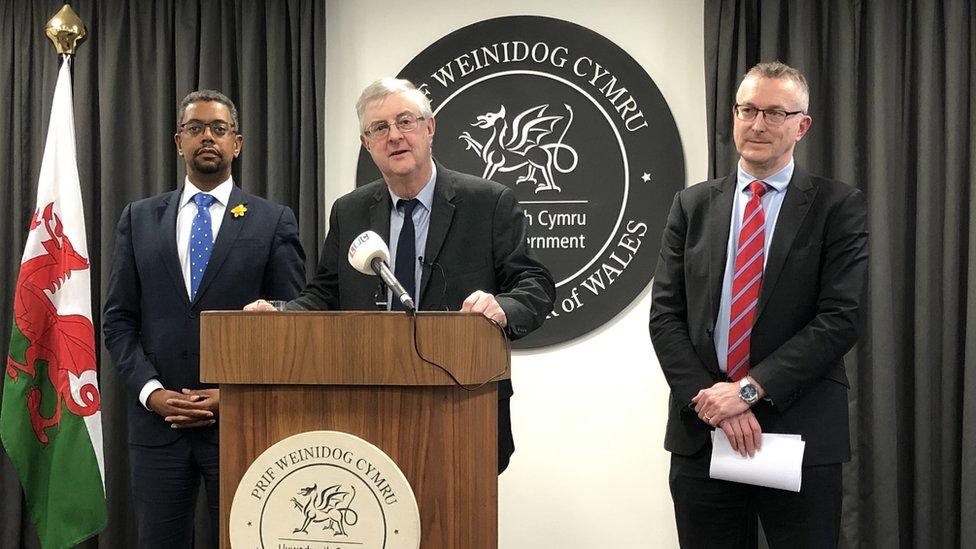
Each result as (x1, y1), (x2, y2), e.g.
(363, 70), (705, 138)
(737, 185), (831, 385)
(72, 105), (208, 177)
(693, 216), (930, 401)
(459, 104), (579, 193)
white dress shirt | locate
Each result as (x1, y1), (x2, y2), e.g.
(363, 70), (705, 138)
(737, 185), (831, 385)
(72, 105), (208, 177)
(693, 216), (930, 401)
(138, 176), (234, 409)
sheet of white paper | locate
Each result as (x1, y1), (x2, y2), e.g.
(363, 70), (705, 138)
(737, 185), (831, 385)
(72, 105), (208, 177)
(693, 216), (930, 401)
(709, 431), (805, 492)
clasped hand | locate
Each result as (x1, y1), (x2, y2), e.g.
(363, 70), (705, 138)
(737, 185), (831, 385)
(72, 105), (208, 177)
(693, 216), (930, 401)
(148, 388), (219, 429)
(692, 382), (762, 457)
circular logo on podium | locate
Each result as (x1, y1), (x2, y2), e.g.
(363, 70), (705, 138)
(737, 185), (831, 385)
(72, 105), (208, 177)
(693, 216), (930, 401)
(356, 16), (684, 348)
(230, 430), (421, 548)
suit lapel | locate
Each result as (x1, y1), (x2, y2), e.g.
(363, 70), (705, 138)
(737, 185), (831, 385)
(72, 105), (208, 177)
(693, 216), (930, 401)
(755, 168), (817, 322)
(368, 184), (392, 245)
(706, 174), (736, 326)
(419, 164), (456, 301)
(159, 189), (191, 307)
(192, 186), (247, 305)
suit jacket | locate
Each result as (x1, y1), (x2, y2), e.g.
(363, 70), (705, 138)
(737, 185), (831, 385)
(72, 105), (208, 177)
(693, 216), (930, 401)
(103, 185), (306, 446)
(649, 167), (868, 466)
(290, 163), (556, 468)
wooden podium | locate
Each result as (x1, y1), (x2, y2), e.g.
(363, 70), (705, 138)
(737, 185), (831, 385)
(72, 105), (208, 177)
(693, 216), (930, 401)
(200, 310), (509, 548)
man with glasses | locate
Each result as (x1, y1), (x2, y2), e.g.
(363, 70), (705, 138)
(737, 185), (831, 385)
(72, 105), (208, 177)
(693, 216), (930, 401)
(650, 62), (868, 546)
(247, 77), (555, 473)
(104, 90), (306, 547)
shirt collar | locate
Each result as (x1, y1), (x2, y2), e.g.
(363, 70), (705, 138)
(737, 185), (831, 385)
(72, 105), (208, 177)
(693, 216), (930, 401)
(180, 176), (234, 207)
(736, 158), (794, 194)
(388, 162), (437, 213)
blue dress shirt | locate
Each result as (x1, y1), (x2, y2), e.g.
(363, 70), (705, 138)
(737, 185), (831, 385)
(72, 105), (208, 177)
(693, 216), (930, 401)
(713, 159), (794, 373)
(387, 163), (436, 308)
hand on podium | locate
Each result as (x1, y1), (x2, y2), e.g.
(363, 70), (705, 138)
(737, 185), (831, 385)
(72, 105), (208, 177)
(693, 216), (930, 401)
(244, 299), (277, 311)
(461, 290), (508, 327)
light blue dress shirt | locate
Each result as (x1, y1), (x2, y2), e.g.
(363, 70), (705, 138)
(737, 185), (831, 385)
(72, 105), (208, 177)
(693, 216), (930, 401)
(713, 159), (794, 373)
(387, 163), (436, 308)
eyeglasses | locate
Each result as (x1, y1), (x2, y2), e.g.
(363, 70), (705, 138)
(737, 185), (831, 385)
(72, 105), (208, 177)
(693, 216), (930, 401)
(179, 121), (235, 138)
(733, 105), (804, 126)
(363, 113), (426, 140)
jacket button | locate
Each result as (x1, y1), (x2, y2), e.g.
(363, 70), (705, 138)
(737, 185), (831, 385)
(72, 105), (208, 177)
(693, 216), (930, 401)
(188, 311), (197, 319)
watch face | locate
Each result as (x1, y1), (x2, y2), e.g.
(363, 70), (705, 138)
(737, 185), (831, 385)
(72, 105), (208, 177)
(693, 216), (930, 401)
(740, 385), (758, 401)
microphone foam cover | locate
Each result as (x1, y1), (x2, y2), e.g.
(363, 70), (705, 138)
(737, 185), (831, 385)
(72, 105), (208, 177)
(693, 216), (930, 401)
(348, 230), (391, 275)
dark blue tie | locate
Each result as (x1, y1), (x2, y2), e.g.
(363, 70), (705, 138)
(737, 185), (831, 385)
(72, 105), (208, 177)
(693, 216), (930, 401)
(189, 192), (216, 300)
(392, 198), (419, 311)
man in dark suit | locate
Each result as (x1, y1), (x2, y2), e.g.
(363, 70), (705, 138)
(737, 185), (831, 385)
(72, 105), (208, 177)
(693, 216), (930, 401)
(649, 62), (868, 547)
(246, 78), (555, 473)
(103, 90), (306, 548)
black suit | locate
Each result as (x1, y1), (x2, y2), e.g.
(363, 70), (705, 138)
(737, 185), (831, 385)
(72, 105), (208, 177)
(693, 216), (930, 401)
(290, 163), (555, 472)
(649, 167), (867, 546)
(103, 185), (306, 547)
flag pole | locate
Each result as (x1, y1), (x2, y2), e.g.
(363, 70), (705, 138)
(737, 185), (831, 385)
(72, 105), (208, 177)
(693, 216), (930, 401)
(0, 4), (109, 548)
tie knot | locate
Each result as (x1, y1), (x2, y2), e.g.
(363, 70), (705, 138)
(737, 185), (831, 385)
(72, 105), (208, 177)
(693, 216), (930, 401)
(193, 192), (216, 209)
(748, 180), (768, 198)
(398, 198), (420, 217)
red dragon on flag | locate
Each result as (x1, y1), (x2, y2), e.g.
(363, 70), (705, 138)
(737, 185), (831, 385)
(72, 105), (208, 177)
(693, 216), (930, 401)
(6, 202), (100, 444)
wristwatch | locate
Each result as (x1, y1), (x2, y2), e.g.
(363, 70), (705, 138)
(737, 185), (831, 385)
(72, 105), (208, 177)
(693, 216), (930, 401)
(739, 378), (759, 405)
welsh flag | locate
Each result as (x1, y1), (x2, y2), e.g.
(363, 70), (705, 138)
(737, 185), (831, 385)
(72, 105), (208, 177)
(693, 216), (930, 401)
(0, 57), (107, 548)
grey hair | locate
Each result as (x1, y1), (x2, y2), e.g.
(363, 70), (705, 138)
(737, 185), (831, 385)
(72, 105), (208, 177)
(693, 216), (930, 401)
(177, 90), (240, 129)
(355, 78), (433, 133)
(741, 61), (810, 112)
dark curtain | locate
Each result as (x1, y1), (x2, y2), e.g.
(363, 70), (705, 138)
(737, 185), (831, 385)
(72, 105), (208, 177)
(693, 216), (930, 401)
(706, 1), (975, 548)
(0, 1), (326, 547)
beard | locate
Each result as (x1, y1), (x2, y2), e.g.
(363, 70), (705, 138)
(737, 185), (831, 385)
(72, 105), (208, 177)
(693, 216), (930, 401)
(191, 149), (224, 174)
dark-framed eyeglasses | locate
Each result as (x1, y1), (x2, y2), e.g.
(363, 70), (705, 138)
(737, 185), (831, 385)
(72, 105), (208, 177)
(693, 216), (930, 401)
(733, 104), (804, 126)
(179, 120), (235, 138)
(363, 113), (426, 141)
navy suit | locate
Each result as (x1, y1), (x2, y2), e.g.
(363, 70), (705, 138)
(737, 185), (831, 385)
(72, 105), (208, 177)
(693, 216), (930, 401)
(103, 185), (305, 547)
(290, 163), (555, 472)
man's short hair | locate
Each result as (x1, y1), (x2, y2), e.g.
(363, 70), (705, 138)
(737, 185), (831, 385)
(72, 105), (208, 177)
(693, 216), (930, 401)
(355, 78), (433, 133)
(177, 90), (240, 130)
(741, 61), (810, 112)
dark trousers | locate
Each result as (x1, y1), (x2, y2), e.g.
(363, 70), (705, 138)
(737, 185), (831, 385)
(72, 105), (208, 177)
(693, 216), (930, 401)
(129, 433), (220, 549)
(669, 447), (842, 549)
(499, 397), (513, 474)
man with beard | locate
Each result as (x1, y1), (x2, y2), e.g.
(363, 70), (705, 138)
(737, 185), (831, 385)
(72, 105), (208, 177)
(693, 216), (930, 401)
(103, 90), (306, 548)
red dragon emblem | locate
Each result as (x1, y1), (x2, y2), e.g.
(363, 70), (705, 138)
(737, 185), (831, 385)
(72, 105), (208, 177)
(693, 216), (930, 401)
(6, 202), (100, 444)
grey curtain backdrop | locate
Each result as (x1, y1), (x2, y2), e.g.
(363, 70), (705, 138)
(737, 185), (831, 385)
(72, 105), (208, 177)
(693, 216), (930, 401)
(706, 1), (975, 548)
(0, 1), (325, 547)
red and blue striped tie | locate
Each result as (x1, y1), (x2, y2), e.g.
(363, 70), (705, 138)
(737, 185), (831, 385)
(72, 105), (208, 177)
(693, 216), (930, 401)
(727, 180), (768, 381)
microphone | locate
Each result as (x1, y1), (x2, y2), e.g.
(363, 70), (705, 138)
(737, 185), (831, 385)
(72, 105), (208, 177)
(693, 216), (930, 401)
(348, 230), (415, 311)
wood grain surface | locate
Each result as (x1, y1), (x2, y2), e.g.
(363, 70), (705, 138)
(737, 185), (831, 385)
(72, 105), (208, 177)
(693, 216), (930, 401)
(200, 311), (510, 386)
(205, 312), (507, 548)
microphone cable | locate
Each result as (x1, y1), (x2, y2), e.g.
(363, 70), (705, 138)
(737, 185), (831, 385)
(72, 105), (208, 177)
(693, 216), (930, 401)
(408, 258), (511, 391)
(409, 311), (511, 392)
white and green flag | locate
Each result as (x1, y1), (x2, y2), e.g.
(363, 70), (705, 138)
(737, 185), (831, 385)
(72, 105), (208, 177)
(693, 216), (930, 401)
(0, 57), (107, 549)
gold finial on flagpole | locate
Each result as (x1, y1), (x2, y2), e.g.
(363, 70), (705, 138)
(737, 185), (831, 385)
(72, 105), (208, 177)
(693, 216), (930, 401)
(45, 4), (86, 55)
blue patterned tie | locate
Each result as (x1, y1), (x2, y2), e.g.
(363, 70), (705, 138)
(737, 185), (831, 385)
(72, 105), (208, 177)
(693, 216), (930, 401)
(392, 198), (419, 311)
(189, 193), (217, 300)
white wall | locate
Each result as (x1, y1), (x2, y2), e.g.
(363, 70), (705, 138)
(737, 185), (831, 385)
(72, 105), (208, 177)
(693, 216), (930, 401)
(325, 1), (707, 546)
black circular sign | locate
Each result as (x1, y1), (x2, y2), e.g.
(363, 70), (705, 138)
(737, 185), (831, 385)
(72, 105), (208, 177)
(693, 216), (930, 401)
(356, 16), (684, 348)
